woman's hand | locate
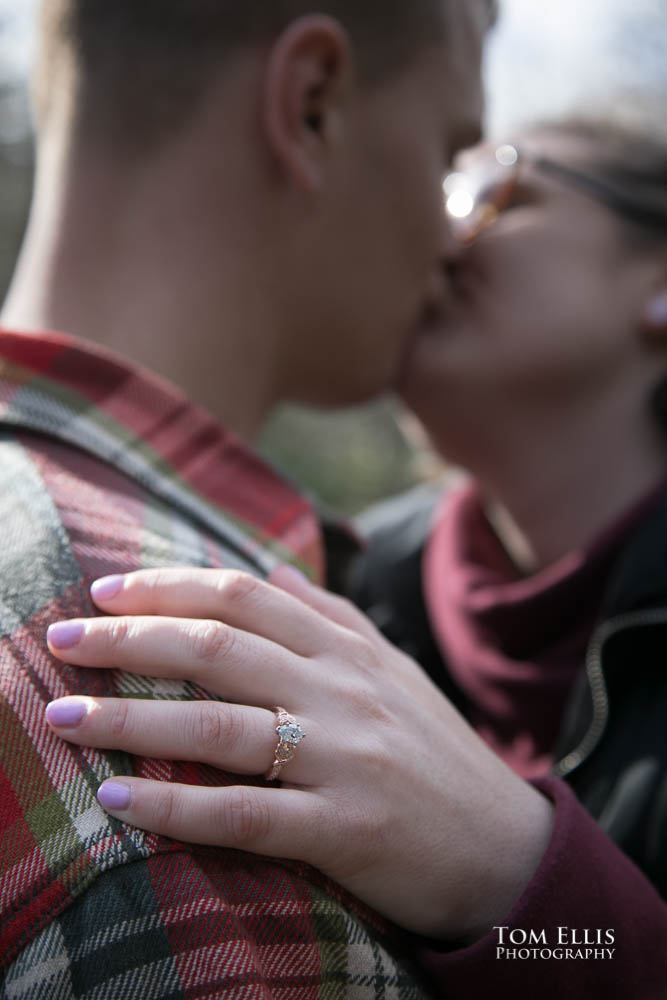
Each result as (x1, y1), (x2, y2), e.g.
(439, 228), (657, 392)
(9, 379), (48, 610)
(45, 567), (554, 941)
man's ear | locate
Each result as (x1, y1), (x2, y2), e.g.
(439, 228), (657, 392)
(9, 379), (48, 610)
(263, 15), (352, 192)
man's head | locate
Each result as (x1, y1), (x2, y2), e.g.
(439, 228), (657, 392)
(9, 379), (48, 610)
(28, 0), (491, 421)
(37, 0), (493, 148)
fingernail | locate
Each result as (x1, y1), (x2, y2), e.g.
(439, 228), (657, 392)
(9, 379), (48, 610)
(45, 698), (90, 728)
(47, 621), (85, 650)
(91, 575), (124, 601)
(98, 781), (131, 811)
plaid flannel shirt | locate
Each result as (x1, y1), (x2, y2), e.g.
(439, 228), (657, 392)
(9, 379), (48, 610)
(0, 329), (433, 1000)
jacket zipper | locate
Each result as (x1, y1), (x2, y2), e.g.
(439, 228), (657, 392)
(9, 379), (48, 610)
(552, 607), (667, 779)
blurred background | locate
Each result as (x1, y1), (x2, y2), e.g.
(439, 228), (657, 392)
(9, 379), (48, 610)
(1, 0), (666, 514)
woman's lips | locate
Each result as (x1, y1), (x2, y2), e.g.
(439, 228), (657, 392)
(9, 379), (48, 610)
(396, 264), (482, 389)
(402, 259), (481, 356)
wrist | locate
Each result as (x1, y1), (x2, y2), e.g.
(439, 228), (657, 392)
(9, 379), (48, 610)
(456, 781), (555, 945)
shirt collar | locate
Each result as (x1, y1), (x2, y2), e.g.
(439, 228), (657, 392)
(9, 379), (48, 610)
(0, 327), (325, 580)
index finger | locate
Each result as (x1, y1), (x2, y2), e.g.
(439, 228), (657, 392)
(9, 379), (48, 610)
(89, 568), (347, 657)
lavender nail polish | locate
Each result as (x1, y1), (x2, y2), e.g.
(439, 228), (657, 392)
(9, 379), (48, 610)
(98, 782), (131, 811)
(91, 575), (124, 602)
(45, 698), (89, 728)
(47, 621), (84, 650)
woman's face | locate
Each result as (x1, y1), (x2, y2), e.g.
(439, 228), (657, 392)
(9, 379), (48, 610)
(398, 130), (663, 461)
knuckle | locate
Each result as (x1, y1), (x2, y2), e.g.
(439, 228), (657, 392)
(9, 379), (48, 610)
(140, 567), (179, 601)
(104, 617), (132, 653)
(220, 786), (270, 846)
(215, 570), (260, 607)
(345, 633), (380, 673)
(108, 698), (132, 740)
(362, 734), (394, 779)
(345, 679), (393, 728)
(346, 797), (380, 842)
(319, 590), (379, 640)
(346, 680), (375, 716)
(195, 703), (226, 756)
(187, 619), (235, 666)
(217, 705), (247, 756)
(346, 805), (386, 870)
(333, 592), (365, 624)
(152, 783), (177, 830)
(316, 795), (384, 881)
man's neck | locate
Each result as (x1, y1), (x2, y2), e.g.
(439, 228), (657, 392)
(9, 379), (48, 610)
(1, 135), (280, 443)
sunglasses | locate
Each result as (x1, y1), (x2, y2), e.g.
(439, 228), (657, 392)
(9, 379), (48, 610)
(443, 143), (667, 242)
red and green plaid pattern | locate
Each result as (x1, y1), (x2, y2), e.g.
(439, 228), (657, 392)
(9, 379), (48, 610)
(0, 330), (433, 999)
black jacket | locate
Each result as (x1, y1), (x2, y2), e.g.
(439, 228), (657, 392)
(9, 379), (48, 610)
(343, 484), (667, 901)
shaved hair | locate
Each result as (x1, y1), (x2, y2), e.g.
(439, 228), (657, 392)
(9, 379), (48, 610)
(36, 0), (496, 150)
